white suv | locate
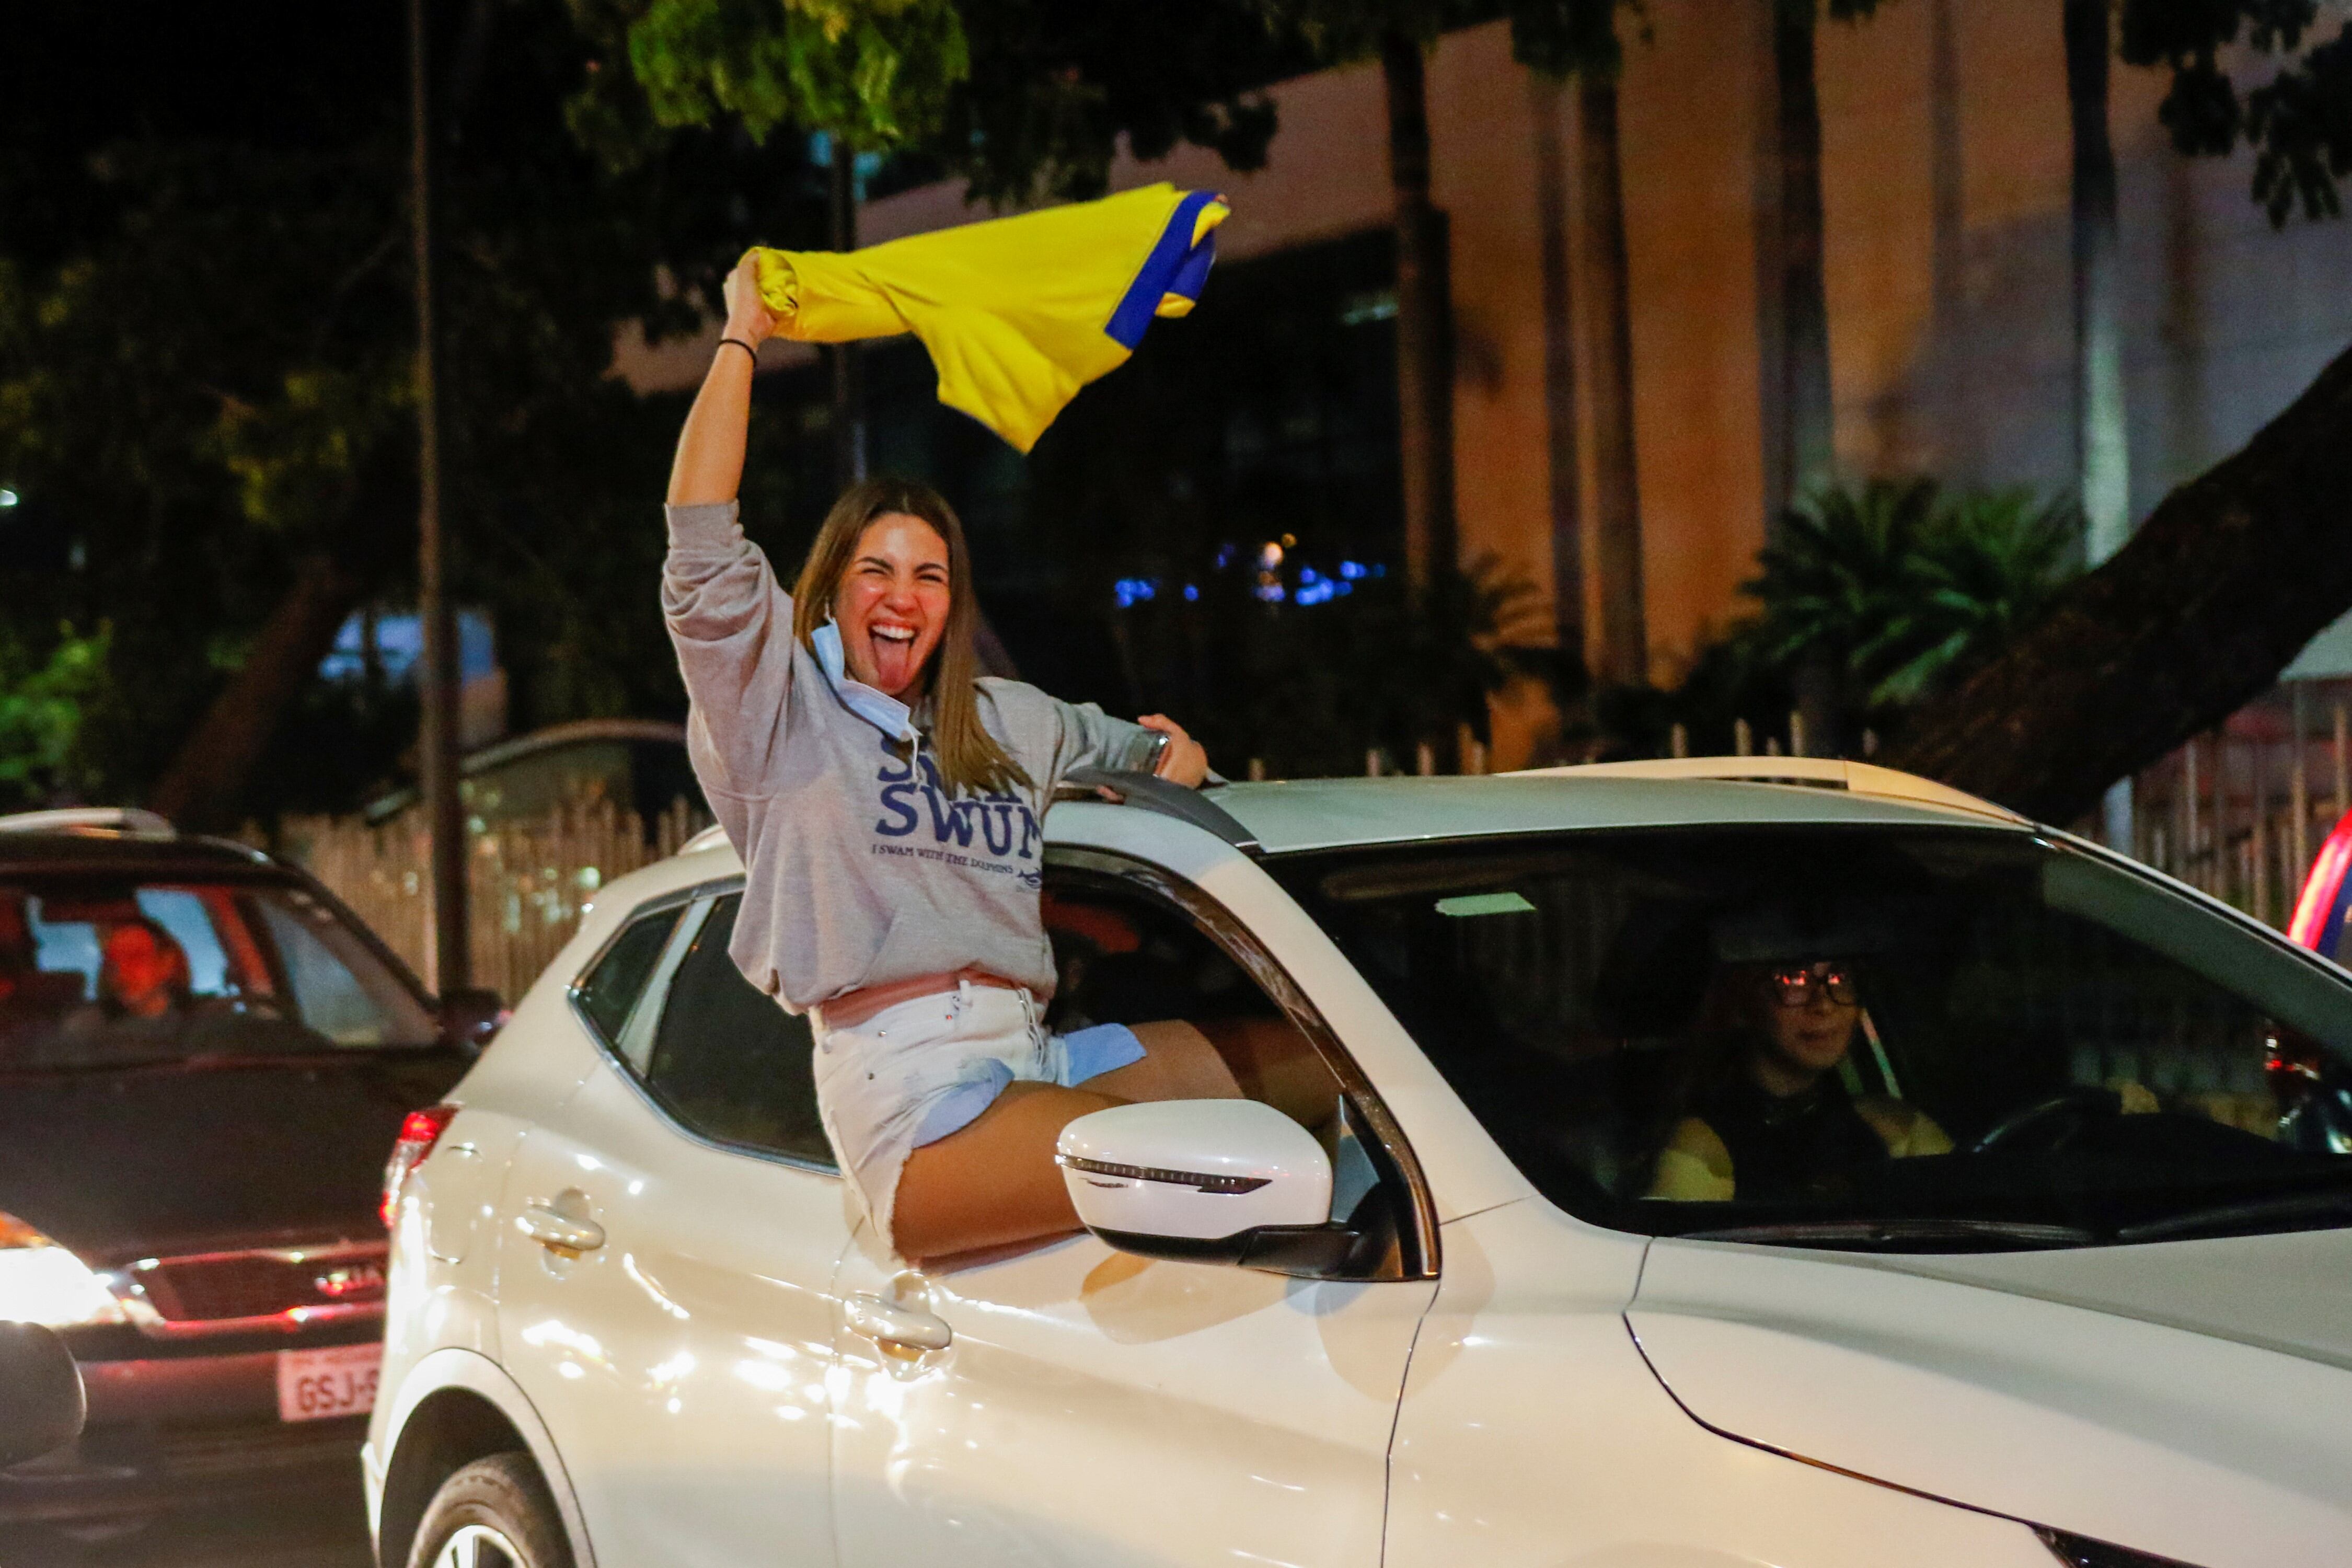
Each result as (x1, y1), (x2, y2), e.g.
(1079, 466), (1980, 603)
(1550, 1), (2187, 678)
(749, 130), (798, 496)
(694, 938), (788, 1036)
(366, 759), (2352, 1568)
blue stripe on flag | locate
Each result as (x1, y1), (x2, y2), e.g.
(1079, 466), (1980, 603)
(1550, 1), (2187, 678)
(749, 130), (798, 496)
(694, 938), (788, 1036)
(1104, 190), (1221, 350)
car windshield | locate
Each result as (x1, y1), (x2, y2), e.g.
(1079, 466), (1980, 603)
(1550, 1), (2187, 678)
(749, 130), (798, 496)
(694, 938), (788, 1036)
(1273, 824), (2352, 1251)
(0, 874), (437, 1068)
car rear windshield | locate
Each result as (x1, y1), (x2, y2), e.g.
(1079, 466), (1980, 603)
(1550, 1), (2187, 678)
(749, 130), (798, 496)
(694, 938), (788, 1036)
(0, 874), (436, 1067)
(1272, 824), (2352, 1250)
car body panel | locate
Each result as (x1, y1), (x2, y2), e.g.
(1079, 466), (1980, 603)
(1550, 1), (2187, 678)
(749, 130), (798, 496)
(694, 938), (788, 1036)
(1629, 1237), (2352, 1567)
(1387, 1201), (2057, 1568)
(493, 1059), (846, 1568)
(0, 1049), (470, 1261)
(831, 1221), (1433, 1568)
(364, 1344), (602, 1568)
(1822, 1225), (2352, 1371)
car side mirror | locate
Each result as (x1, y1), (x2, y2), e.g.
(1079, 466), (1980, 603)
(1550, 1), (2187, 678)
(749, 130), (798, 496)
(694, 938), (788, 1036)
(438, 987), (508, 1052)
(0, 1322), (85, 1468)
(1056, 1100), (1375, 1278)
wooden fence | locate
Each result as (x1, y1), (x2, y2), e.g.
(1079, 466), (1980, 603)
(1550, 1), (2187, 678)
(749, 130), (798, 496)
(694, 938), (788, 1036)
(2127, 699), (2350, 931)
(277, 797), (709, 1000)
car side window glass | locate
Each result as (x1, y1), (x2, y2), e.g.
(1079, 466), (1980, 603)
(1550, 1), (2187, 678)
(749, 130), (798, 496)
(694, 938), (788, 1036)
(254, 898), (402, 1045)
(1040, 863), (1417, 1279)
(136, 889), (230, 994)
(575, 906), (682, 1045)
(641, 895), (832, 1169)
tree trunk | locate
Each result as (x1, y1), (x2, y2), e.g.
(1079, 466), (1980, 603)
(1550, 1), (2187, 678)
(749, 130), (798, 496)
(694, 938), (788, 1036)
(1771, 1), (1840, 752)
(1381, 30), (1457, 592)
(147, 552), (371, 831)
(2065, 0), (2135, 846)
(2066, 0), (2129, 563)
(1772, 2), (1835, 504)
(1884, 337), (2352, 822)
(1530, 72), (1584, 672)
(1579, 76), (1647, 687)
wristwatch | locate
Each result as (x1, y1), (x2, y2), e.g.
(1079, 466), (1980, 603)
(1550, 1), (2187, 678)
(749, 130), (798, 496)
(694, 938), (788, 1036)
(1143, 731), (1172, 776)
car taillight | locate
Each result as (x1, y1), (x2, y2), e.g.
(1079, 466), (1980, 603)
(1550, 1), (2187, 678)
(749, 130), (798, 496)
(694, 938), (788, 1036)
(383, 1105), (460, 1229)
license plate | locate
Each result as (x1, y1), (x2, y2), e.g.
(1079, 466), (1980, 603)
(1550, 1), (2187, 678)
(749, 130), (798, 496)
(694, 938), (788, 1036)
(276, 1343), (381, 1423)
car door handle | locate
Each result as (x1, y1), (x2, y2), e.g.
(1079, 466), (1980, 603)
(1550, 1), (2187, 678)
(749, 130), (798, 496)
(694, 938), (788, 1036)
(517, 1205), (605, 1256)
(844, 1293), (952, 1353)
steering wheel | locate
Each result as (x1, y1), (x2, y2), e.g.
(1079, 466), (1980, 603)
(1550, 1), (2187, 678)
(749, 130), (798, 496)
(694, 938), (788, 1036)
(1967, 1086), (2124, 1156)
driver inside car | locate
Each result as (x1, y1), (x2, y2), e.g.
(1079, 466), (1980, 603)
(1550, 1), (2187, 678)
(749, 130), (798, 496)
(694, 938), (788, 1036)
(1647, 957), (1951, 1202)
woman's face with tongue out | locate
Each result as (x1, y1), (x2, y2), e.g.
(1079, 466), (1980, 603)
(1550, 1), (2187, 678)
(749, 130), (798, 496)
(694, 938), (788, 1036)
(835, 512), (952, 700)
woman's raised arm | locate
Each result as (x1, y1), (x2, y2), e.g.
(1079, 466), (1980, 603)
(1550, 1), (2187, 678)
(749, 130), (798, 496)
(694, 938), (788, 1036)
(668, 254), (776, 505)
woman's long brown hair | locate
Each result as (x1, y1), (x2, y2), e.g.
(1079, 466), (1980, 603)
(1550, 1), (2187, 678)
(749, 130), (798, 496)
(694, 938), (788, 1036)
(791, 477), (1029, 797)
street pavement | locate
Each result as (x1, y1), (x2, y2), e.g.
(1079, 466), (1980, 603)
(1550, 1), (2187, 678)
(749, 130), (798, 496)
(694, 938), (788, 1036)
(0, 1478), (373, 1568)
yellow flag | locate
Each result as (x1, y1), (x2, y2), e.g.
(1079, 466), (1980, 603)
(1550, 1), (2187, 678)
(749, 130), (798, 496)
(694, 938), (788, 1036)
(750, 183), (1229, 453)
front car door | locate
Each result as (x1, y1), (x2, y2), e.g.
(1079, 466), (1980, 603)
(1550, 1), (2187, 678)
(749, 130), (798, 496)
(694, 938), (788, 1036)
(498, 884), (846, 1568)
(828, 833), (1442, 1567)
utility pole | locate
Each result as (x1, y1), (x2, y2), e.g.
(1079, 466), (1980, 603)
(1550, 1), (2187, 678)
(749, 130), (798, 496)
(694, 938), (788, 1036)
(409, 0), (467, 994)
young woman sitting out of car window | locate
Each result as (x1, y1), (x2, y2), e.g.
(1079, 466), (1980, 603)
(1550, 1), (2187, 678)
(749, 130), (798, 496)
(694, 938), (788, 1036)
(661, 255), (1321, 1262)
(1646, 957), (1952, 1203)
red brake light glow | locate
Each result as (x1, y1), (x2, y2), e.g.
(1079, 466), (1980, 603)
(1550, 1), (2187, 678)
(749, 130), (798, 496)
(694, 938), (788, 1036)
(383, 1104), (460, 1229)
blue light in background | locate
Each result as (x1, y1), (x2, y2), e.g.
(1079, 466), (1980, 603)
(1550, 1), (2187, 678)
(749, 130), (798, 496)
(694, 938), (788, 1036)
(1183, 583), (1200, 602)
(1113, 578), (1159, 609)
(320, 609), (498, 683)
(1292, 566), (1352, 606)
(1338, 560), (1367, 580)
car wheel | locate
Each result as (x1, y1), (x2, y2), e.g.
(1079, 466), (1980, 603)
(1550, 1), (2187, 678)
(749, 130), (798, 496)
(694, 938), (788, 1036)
(407, 1452), (573, 1568)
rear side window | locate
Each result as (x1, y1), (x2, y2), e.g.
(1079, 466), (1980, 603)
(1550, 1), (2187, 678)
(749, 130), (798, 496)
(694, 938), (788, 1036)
(644, 897), (829, 1168)
(572, 892), (831, 1171)
(574, 907), (681, 1043)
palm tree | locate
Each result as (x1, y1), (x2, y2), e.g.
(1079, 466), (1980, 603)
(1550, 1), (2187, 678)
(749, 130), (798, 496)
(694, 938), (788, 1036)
(1738, 478), (2079, 724)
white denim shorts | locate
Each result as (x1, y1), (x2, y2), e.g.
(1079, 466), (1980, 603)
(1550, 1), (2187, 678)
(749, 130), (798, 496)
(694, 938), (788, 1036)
(808, 981), (1145, 1253)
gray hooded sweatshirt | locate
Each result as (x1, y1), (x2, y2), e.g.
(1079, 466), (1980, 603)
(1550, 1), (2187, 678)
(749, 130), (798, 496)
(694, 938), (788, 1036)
(661, 501), (1158, 1010)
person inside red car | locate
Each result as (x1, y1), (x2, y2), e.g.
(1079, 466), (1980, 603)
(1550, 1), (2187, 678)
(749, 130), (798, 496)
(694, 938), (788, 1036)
(96, 917), (193, 1021)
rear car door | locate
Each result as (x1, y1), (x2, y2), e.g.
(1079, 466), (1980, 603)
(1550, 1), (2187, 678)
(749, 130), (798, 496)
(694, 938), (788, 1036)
(829, 848), (1437, 1568)
(497, 886), (846, 1568)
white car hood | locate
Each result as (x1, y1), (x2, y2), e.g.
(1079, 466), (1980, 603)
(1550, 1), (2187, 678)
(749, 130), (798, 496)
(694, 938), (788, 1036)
(1629, 1230), (2352, 1568)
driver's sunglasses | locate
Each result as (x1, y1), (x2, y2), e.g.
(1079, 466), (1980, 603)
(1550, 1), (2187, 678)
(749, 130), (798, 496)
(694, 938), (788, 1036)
(1767, 962), (1858, 1008)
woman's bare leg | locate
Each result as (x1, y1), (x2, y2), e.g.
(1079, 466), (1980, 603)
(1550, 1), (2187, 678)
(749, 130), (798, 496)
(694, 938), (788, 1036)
(1085, 1019), (1243, 1102)
(890, 1020), (1315, 1261)
(892, 1082), (1123, 1261)
(1195, 1016), (1340, 1126)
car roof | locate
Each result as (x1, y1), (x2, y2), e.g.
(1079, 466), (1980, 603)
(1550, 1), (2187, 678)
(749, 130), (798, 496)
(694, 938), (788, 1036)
(0, 828), (280, 877)
(658, 759), (2032, 880)
(1195, 771), (2031, 856)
